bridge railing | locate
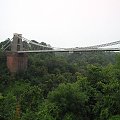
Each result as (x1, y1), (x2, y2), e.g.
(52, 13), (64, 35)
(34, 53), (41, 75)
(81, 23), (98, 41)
(1, 33), (120, 52)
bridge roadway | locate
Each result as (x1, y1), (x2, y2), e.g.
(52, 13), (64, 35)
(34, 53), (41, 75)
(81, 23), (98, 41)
(17, 48), (120, 53)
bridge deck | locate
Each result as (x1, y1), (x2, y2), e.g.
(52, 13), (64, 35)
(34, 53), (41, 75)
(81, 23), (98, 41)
(17, 48), (120, 53)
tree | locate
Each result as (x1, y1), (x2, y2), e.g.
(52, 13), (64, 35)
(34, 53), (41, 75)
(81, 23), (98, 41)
(44, 82), (90, 120)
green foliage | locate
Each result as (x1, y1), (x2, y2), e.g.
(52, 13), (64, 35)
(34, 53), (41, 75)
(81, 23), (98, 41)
(109, 115), (120, 120)
(46, 83), (89, 120)
(0, 93), (17, 120)
(37, 101), (58, 120)
(20, 109), (38, 120)
(0, 39), (120, 120)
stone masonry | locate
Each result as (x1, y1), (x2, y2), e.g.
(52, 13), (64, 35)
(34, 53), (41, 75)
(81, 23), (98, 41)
(7, 33), (28, 73)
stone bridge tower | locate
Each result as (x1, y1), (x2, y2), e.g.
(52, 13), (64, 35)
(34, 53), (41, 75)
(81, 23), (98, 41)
(7, 33), (28, 73)
(11, 33), (23, 52)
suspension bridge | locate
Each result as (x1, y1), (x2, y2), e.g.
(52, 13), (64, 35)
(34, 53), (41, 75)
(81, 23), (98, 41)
(1, 33), (120, 53)
(1, 33), (120, 73)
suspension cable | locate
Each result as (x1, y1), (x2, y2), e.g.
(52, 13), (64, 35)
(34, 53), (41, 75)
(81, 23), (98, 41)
(1, 38), (12, 51)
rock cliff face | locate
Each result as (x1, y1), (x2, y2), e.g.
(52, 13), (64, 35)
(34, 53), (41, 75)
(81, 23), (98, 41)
(7, 52), (28, 73)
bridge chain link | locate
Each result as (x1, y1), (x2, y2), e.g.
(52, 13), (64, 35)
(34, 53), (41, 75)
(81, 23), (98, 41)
(1, 34), (120, 51)
(1, 38), (12, 51)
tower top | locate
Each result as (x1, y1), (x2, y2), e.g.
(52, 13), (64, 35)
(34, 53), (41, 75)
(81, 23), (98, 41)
(11, 33), (23, 52)
(13, 33), (22, 36)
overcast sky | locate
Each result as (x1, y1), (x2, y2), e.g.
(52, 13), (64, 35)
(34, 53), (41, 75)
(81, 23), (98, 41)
(0, 0), (120, 48)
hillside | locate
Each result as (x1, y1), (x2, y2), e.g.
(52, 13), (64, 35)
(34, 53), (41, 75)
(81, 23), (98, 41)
(0, 40), (120, 120)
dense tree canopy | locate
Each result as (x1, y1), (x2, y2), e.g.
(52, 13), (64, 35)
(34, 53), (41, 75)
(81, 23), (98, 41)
(0, 41), (120, 120)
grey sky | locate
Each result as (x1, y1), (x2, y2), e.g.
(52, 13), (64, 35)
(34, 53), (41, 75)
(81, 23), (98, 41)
(0, 0), (120, 48)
